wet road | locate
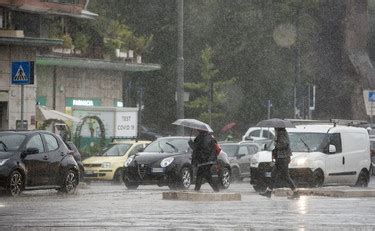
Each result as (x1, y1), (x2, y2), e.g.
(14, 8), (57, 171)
(1, 179), (375, 230)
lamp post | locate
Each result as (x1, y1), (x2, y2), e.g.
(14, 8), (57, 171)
(176, 0), (184, 135)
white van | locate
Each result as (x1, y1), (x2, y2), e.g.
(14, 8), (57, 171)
(249, 124), (372, 191)
(242, 127), (275, 141)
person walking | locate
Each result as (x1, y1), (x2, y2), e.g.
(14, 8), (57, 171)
(259, 127), (299, 199)
(189, 129), (220, 192)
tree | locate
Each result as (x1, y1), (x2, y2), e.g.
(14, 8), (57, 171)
(185, 47), (234, 131)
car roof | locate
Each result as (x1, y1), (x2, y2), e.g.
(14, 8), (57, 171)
(0, 130), (54, 135)
(287, 124), (367, 133)
(110, 139), (151, 144)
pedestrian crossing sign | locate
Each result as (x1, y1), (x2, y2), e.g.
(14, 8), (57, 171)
(11, 61), (34, 85)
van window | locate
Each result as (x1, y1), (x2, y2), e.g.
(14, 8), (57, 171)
(249, 130), (260, 137)
(262, 130), (274, 139)
(329, 133), (342, 153)
(289, 132), (326, 152)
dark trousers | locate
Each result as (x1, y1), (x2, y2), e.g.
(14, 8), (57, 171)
(194, 164), (219, 192)
(269, 157), (296, 190)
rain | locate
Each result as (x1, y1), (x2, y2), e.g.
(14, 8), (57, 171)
(0, 0), (375, 230)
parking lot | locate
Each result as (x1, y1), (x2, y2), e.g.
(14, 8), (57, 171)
(1, 178), (375, 230)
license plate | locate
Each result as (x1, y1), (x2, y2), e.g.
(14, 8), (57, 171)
(85, 170), (94, 175)
(265, 172), (272, 177)
(152, 168), (164, 173)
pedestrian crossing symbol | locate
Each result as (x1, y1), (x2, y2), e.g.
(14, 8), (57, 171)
(11, 61), (34, 85)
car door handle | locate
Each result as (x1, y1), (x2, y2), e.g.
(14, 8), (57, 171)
(43, 156), (48, 160)
(342, 156), (345, 165)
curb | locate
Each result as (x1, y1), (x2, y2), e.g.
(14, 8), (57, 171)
(163, 191), (242, 201)
(273, 187), (375, 198)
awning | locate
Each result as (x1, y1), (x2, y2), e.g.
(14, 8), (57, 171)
(347, 49), (375, 88)
(36, 55), (161, 72)
(0, 37), (63, 47)
(36, 105), (80, 123)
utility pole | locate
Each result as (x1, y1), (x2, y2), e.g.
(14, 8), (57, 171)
(176, 0), (184, 135)
(294, 8), (301, 119)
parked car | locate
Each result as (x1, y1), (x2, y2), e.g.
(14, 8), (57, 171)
(0, 130), (79, 196)
(242, 127), (275, 141)
(370, 135), (375, 175)
(250, 124), (372, 192)
(83, 140), (150, 184)
(65, 141), (85, 181)
(220, 141), (261, 181)
(122, 136), (231, 190)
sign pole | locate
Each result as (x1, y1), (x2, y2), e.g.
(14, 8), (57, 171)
(21, 85), (24, 128)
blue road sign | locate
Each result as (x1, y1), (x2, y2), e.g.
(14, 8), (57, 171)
(11, 61), (31, 85)
(369, 92), (375, 102)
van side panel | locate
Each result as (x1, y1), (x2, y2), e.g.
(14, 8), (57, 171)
(341, 131), (370, 185)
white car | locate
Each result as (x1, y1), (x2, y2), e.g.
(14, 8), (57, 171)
(242, 127), (275, 141)
(250, 124), (372, 191)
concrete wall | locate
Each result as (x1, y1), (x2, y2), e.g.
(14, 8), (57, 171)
(0, 45), (36, 130)
(36, 66), (123, 112)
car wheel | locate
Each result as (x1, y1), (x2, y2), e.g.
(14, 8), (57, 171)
(355, 170), (369, 187)
(219, 167), (231, 189)
(112, 168), (123, 185)
(253, 184), (266, 192)
(123, 174), (139, 189)
(231, 168), (240, 183)
(311, 169), (324, 188)
(176, 167), (191, 190)
(60, 169), (78, 194)
(7, 170), (23, 196)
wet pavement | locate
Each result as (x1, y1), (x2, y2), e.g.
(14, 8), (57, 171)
(0, 178), (375, 230)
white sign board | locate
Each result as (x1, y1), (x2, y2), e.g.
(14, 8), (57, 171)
(71, 106), (138, 138)
(115, 111), (138, 137)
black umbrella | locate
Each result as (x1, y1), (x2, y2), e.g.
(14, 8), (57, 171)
(256, 118), (296, 128)
(172, 119), (213, 132)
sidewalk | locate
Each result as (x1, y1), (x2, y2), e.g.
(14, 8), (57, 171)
(273, 186), (375, 197)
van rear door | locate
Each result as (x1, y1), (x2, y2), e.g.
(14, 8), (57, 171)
(341, 131), (370, 185)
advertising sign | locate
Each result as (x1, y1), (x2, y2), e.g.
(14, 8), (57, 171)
(71, 106), (138, 138)
(115, 111), (138, 137)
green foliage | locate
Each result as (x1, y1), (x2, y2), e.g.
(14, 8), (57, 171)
(185, 47), (235, 131)
(72, 32), (89, 52)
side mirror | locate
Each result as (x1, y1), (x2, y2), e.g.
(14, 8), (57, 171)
(236, 153), (246, 158)
(245, 137), (253, 141)
(328, 144), (336, 154)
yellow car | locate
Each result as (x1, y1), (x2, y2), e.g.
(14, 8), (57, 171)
(83, 140), (151, 183)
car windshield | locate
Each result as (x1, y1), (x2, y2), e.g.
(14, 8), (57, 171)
(0, 133), (26, 152)
(289, 132), (327, 152)
(220, 144), (237, 157)
(144, 138), (189, 153)
(100, 143), (132, 156)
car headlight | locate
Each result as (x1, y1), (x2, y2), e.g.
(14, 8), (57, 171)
(160, 157), (174, 168)
(250, 157), (258, 166)
(0, 159), (8, 166)
(124, 156), (134, 167)
(101, 162), (111, 168)
(291, 157), (308, 167)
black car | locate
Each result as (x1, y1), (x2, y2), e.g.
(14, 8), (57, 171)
(122, 136), (231, 190)
(0, 130), (80, 196)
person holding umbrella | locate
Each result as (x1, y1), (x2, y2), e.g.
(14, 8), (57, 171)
(188, 129), (220, 192)
(172, 119), (219, 192)
(257, 119), (299, 199)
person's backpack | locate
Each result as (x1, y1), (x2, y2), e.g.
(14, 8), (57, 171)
(212, 135), (221, 156)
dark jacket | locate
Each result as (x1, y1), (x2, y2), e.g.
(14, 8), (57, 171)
(189, 132), (217, 166)
(274, 128), (292, 158)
